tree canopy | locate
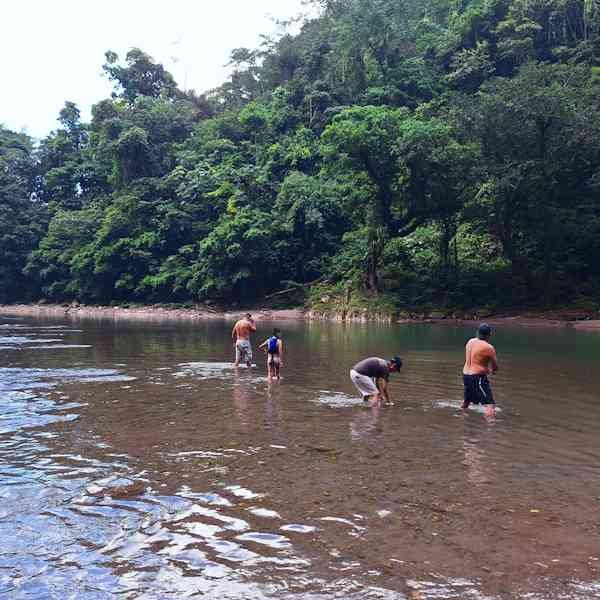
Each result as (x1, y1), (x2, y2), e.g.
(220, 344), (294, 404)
(2, 3), (600, 311)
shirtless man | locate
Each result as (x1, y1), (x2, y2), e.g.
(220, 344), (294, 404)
(350, 356), (402, 407)
(232, 313), (256, 367)
(462, 323), (498, 418)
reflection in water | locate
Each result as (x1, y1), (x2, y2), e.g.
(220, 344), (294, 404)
(462, 437), (489, 487)
(0, 315), (599, 599)
(232, 369), (250, 429)
(350, 403), (383, 441)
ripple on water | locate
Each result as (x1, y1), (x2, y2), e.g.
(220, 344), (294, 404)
(207, 538), (260, 563)
(0, 391), (81, 435)
(178, 488), (233, 507)
(225, 485), (264, 500)
(0, 368), (136, 392)
(432, 398), (504, 414)
(320, 516), (366, 532)
(313, 391), (365, 408)
(22, 344), (93, 350)
(280, 524), (317, 534)
(175, 362), (237, 380)
(407, 576), (492, 600)
(247, 507), (282, 519)
(0, 336), (64, 343)
(236, 532), (292, 550)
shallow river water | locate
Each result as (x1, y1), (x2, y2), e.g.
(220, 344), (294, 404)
(1, 314), (600, 599)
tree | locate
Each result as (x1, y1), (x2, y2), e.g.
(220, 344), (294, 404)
(103, 48), (180, 102)
(5, 0), (600, 311)
(321, 105), (408, 291)
(396, 117), (479, 291)
(455, 62), (600, 303)
(0, 127), (45, 302)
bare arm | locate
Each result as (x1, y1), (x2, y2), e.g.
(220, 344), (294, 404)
(377, 378), (391, 403)
(232, 324), (237, 341)
(258, 339), (268, 350)
(278, 339), (283, 362)
(249, 319), (257, 332)
(489, 348), (499, 373)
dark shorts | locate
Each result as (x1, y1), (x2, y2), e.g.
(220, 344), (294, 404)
(463, 374), (494, 407)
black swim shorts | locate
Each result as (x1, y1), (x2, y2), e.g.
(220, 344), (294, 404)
(462, 374), (494, 408)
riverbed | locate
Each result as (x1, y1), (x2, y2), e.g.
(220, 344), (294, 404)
(1, 314), (599, 599)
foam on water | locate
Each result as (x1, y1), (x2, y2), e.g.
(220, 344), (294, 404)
(280, 524), (317, 534)
(0, 336), (64, 344)
(313, 391), (364, 408)
(248, 507), (282, 519)
(225, 485), (264, 500)
(175, 362), (258, 380)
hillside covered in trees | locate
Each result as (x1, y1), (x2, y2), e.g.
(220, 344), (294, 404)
(2, 0), (600, 313)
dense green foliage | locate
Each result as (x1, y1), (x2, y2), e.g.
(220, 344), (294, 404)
(3, 0), (600, 310)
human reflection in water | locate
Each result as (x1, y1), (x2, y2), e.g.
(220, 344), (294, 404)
(231, 369), (250, 432)
(264, 378), (284, 435)
(349, 402), (383, 442)
(462, 436), (490, 486)
(462, 412), (498, 487)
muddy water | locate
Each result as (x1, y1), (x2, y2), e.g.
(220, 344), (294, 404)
(1, 316), (600, 599)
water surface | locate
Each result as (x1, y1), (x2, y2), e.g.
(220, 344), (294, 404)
(1, 315), (599, 599)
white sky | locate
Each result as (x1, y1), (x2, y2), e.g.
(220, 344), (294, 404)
(1, 0), (312, 139)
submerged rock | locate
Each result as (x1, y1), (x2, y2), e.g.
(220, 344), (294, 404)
(86, 476), (146, 499)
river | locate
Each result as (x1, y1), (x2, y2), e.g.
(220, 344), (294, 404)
(1, 314), (599, 599)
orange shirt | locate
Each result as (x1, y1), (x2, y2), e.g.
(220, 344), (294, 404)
(463, 338), (498, 375)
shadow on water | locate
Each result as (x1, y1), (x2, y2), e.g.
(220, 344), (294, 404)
(0, 315), (599, 598)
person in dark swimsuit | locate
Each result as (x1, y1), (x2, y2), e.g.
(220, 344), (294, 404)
(462, 323), (498, 418)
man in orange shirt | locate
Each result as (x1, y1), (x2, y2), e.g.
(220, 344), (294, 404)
(462, 323), (498, 418)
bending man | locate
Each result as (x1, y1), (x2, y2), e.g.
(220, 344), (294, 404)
(350, 356), (402, 407)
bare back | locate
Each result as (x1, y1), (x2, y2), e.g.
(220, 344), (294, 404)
(233, 318), (256, 341)
(463, 338), (498, 375)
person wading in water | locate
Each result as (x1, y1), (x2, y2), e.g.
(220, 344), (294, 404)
(462, 322), (498, 419)
(350, 356), (402, 407)
(232, 313), (256, 367)
(258, 328), (283, 380)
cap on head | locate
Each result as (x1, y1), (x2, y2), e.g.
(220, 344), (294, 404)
(390, 356), (403, 370)
(477, 323), (492, 339)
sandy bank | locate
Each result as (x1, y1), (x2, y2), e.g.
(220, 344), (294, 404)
(0, 303), (305, 323)
(1, 303), (600, 332)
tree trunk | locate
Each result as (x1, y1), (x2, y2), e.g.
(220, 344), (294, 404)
(365, 226), (385, 295)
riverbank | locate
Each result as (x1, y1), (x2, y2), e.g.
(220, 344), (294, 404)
(2, 303), (600, 331)
(0, 303), (305, 323)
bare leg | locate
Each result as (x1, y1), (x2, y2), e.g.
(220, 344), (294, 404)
(370, 392), (382, 407)
(484, 404), (496, 422)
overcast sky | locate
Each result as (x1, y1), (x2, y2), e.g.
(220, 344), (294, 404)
(2, 0), (311, 139)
